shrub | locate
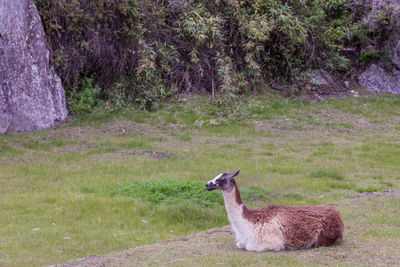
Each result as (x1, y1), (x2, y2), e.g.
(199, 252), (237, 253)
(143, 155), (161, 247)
(34, 0), (400, 112)
(67, 77), (100, 114)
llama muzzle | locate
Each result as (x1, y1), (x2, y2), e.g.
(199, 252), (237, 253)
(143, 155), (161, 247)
(206, 182), (217, 191)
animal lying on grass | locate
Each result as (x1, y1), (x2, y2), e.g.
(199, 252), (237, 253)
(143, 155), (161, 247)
(206, 169), (343, 252)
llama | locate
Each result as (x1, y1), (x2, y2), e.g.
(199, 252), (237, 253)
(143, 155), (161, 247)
(206, 169), (343, 251)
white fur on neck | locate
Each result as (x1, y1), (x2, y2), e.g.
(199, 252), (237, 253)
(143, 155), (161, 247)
(222, 189), (252, 248)
(222, 188), (285, 252)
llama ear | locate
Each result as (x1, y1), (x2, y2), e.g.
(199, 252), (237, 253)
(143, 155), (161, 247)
(226, 169), (231, 175)
(232, 169), (240, 177)
(228, 169), (240, 180)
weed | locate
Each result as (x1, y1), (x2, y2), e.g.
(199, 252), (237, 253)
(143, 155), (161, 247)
(67, 77), (100, 114)
(148, 137), (165, 142)
(0, 142), (23, 156)
(283, 192), (304, 200)
(328, 181), (353, 190)
(118, 140), (152, 150)
(355, 186), (380, 193)
(261, 151), (274, 156)
(81, 186), (98, 194)
(176, 135), (192, 142)
(219, 143), (238, 149)
(380, 181), (393, 187)
(310, 169), (344, 180)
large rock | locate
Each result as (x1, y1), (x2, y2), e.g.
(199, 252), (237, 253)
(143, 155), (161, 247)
(357, 1), (400, 94)
(0, 0), (68, 133)
(359, 64), (400, 94)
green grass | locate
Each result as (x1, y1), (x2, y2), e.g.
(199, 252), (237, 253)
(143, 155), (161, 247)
(0, 143), (24, 156)
(101, 179), (275, 207)
(1, 93), (400, 266)
(57, 193), (400, 266)
(310, 169), (344, 180)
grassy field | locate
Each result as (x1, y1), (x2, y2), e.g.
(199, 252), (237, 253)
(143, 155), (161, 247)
(51, 192), (400, 266)
(1, 92), (400, 266)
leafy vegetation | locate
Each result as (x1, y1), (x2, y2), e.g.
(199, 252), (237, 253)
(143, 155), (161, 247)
(33, 0), (400, 113)
(66, 77), (100, 114)
(103, 178), (274, 207)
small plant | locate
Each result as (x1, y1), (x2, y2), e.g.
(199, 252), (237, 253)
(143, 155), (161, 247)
(355, 186), (379, 193)
(0, 142), (23, 156)
(67, 77), (100, 114)
(359, 50), (381, 64)
(310, 169), (344, 180)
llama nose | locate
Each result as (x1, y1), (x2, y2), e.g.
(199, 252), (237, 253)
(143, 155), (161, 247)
(206, 182), (215, 190)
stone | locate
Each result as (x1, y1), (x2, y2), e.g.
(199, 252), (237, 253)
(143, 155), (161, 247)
(359, 64), (400, 94)
(357, 1), (400, 95)
(0, 0), (68, 133)
(310, 69), (332, 86)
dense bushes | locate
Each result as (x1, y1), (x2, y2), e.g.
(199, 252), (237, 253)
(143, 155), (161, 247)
(34, 0), (400, 113)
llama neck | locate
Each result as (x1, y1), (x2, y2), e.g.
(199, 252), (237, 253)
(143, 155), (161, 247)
(222, 180), (247, 225)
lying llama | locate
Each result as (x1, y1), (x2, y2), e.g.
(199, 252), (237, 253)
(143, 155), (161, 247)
(206, 169), (343, 251)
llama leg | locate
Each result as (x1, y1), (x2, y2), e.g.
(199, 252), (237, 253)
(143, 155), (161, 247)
(245, 243), (265, 252)
(246, 239), (284, 252)
(246, 242), (283, 252)
(236, 241), (246, 249)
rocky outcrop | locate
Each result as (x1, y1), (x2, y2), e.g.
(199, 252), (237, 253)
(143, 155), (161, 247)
(0, 0), (68, 133)
(358, 1), (400, 94)
(359, 64), (400, 94)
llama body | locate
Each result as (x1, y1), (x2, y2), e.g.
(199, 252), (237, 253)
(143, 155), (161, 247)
(206, 170), (343, 251)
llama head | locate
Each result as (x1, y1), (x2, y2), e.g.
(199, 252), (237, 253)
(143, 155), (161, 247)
(206, 169), (240, 191)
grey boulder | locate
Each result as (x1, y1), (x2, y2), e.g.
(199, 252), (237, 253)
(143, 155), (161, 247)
(0, 0), (68, 133)
(359, 64), (400, 95)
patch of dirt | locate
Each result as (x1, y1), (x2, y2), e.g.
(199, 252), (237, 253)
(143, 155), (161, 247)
(307, 86), (354, 102)
(347, 189), (400, 199)
(271, 74), (359, 102)
(252, 109), (387, 137)
(51, 226), (233, 267)
(39, 119), (167, 143)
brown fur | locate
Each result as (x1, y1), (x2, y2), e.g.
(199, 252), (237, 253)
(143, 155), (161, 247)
(232, 180), (243, 205)
(234, 182), (343, 249)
